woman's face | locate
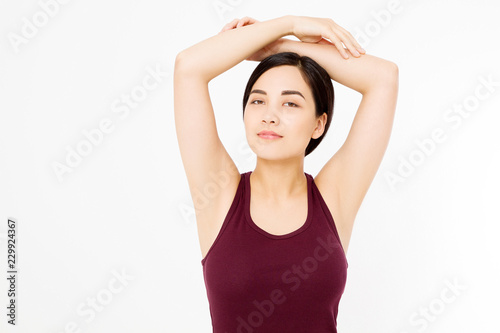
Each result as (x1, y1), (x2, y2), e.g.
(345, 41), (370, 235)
(244, 65), (326, 160)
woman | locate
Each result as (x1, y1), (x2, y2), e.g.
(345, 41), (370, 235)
(174, 15), (398, 332)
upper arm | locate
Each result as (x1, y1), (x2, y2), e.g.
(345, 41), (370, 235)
(174, 54), (240, 218)
(316, 63), (399, 229)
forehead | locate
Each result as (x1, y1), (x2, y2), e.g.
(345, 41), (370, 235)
(252, 65), (311, 96)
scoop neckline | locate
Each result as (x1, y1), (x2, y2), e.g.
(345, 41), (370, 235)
(244, 171), (313, 239)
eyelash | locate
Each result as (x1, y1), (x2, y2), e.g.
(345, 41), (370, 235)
(250, 100), (299, 107)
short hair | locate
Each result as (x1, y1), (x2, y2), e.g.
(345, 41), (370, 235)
(242, 52), (334, 157)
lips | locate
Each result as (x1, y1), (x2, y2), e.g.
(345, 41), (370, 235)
(258, 130), (283, 138)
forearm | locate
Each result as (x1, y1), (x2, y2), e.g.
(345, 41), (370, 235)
(175, 16), (292, 82)
(277, 39), (398, 94)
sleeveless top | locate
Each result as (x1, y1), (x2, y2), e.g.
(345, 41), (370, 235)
(201, 171), (348, 332)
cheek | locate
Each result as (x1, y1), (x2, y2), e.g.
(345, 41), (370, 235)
(243, 114), (256, 139)
(244, 109), (263, 128)
(284, 113), (315, 136)
(243, 112), (251, 128)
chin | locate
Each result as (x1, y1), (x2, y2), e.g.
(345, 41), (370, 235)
(254, 147), (300, 161)
(247, 138), (303, 160)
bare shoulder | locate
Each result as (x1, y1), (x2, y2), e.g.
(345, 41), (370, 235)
(195, 170), (242, 260)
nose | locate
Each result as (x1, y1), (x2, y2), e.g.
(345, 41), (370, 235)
(261, 105), (279, 125)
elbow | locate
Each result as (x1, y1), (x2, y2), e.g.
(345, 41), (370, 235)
(174, 50), (207, 81)
(379, 61), (399, 90)
(391, 62), (399, 79)
(387, 61), (399, 73)
(175, 49), (200, 75)
(361, 61), (399, 94)
(387, 61), (399, 84)
(382, 61), (398, 81)
(174, 51), (189, 73)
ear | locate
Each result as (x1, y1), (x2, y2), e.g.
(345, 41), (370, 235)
(311, 113), (327, 139)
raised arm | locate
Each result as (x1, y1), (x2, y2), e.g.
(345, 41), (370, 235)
(175, 16), (292, 82)
(174, 17), (289, 216)
(174, 16), (369, 257)
(276, 36), (399, 250)
(174, 15), (365, 215)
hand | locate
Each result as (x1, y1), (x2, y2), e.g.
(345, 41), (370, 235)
(219, 17), (284, 61)
(219, 16), (258, 33)
(291, 16), (365, 59)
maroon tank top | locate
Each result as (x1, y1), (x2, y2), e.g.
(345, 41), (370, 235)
(201, 171), (348, 332)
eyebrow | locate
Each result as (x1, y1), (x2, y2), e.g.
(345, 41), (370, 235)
(250, 89), (305, 100)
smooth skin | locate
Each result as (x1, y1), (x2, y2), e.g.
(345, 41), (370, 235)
(174, 15), (398, 259)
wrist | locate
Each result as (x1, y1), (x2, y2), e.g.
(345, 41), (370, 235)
(277, 15), (295, 37)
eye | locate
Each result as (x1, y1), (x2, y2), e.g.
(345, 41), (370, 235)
(284, 102), (299, 107)
(251, 100), (264, 105)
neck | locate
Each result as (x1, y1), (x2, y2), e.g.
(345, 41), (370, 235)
(251, 155), (307, 201)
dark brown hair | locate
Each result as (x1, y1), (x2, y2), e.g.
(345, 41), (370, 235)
(242, 52), (334, 157)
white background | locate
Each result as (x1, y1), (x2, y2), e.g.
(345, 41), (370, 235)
(1, 0), (499, 332)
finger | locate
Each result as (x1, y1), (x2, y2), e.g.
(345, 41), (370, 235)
(236, 16), (248, 28)
(345, 41), (361, 57)
(220, 24), (231, 33)
(236, 19), (245, 28)
(237, 16), (257, 28)
(332, 28), (361, 57)
(343, 36), (364, 57)
(326, 33), (350, 59)
(333, 27), (361, 58)
(222, 18), (240, 32)
(337, 26), (366, 54)
(246, 17), (259, 24)
(228, 18), (240, 28)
